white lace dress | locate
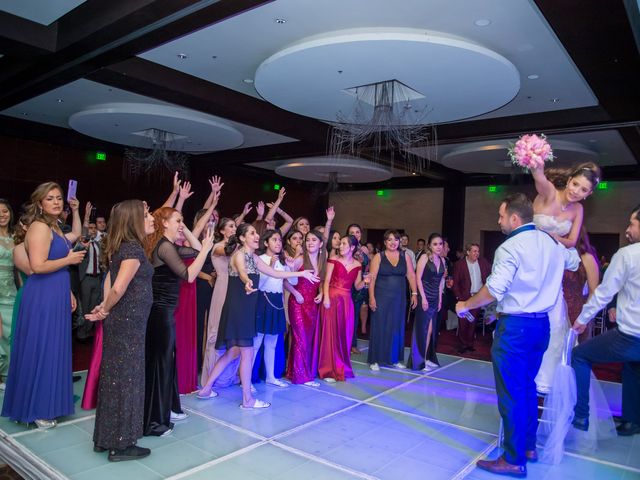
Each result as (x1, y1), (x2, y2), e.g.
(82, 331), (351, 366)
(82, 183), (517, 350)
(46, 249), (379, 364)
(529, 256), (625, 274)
(533, 214), (573, 394)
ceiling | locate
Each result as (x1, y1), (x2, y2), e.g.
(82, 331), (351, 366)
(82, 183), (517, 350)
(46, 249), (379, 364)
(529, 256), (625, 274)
(0, 0), (638, 188)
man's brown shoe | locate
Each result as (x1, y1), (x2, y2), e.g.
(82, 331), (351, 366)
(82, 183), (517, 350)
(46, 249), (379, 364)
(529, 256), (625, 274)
(525, 450), (538, 462)
(476, 456), (526, 477)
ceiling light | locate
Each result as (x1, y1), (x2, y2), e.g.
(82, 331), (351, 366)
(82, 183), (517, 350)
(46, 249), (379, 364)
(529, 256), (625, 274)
(527, 74), (539, 80)
(474, 19), (491, 27)
(56, 98), (64, 103)
(551, 98), (560, 103)
(274, 18), (286, 24)
(177, 53), (188, 59)
(211, 55), (217, 59)
(243, 78), (254, 84)
(411, 172), (417, 175)
(21, 112), (28, 116)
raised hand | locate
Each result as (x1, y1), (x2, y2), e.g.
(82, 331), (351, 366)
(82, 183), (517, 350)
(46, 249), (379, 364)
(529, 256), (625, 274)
(201, 227), (215, 252)
(68, 198), (80, 212)
(256, 201), (265, 217)
(179, 181), (194, 200)
(242, 202), (253, 216)
(172, 171), (181, 192)
(326, 206), (335, 222)
(83, 201), (92, 222)
(277, 187), (286, 203)
(209, 175), (224, 193)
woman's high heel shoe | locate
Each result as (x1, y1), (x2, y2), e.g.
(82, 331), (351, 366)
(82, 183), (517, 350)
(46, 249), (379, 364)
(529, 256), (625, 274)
(34, 419), (57, 430)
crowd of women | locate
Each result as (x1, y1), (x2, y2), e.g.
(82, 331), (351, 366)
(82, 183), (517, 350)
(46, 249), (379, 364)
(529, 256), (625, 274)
(0, 159), (605, 462)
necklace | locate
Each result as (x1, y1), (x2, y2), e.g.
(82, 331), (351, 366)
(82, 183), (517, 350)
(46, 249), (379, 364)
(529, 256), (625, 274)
(560, 202), (569, 212)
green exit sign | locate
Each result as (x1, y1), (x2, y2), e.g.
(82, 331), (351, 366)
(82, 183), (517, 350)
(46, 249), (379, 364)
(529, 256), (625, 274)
(597, 182), (608, 190)
(95, 152), (107, 161)
(376, 190), (385, 196)
(488, 185), (497, 192)
(273, 184), (281, 190)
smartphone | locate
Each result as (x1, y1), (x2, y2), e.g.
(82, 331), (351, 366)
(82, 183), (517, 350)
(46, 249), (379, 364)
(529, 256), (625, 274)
(67, 179), (78, 202)
(72, 242), (87, 253)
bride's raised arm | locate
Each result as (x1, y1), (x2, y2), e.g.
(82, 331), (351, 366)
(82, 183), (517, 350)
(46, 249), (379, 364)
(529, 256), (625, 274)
(530, 165), (556, 203)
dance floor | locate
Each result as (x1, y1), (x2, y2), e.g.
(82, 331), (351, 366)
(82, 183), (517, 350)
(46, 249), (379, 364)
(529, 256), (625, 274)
(0, 342), (638, 480)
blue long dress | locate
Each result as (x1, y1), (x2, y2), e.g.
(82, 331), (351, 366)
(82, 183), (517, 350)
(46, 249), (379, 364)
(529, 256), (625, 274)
(2, 231), (74, 423)
(367, 251), (407, 366)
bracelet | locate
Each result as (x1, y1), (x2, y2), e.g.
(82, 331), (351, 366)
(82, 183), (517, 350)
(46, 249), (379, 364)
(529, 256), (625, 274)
(411, 292), (418, 296)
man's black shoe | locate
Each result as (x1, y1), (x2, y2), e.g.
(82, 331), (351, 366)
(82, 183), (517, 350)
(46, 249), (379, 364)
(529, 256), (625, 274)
(616, 422), (640, 436)
(72, 375), (82, 383)
(572, 416), (589, 431)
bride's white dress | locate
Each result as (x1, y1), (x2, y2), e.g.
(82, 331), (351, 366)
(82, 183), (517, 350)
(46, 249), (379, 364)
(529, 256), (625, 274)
(533, 214), (573, 394)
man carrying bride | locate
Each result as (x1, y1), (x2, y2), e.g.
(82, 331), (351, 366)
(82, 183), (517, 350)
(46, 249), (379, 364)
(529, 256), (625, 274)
(456, 193), (580, 477)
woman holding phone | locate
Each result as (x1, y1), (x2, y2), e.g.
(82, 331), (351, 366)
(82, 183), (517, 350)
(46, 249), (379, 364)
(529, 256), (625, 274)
(2, 182), (84, 429)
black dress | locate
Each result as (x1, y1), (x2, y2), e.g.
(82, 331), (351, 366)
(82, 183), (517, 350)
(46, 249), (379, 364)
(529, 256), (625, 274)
(367, 252), (407, 366)
(216, 251), (260, 349)
(94, 242), (153, 450)
(408, 256), (444, 370)
(144, 238), (197, 436)
(195, 254), (214, 371)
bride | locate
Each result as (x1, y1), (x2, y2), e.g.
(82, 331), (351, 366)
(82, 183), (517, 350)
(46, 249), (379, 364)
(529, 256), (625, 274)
(530, 161), (601, 394)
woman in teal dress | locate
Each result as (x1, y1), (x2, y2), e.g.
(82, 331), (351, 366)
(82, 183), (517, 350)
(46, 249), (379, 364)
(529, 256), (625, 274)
(0, 199), (16, 386)
(11, 215), (32, 349)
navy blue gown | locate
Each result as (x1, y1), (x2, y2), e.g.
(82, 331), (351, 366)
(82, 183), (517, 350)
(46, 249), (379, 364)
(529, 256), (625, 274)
(367, 252), (407, 366)
(2, 231), (74, 423)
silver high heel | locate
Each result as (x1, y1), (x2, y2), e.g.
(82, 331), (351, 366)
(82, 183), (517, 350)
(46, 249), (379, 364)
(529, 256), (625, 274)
(34, 419), (57, 430)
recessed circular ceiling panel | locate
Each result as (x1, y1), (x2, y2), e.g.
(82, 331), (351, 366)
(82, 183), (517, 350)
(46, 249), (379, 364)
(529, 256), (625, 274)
(275, 156), (392, 183)
(68, 102), (244, 152)
(255, 28), (520, 124)
(438, 140), (598, 174)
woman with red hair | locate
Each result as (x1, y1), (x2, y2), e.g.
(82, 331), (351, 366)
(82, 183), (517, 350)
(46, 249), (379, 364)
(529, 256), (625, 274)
(143, 207), (213, 436)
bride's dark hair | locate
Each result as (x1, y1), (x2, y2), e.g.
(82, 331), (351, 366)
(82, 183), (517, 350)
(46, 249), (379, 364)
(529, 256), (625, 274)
(545, 162), (601, 190)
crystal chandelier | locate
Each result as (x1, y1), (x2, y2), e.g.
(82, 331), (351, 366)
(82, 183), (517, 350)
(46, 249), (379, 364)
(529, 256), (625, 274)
(328, 79), (437, 174)
(123, 128), (189, 182)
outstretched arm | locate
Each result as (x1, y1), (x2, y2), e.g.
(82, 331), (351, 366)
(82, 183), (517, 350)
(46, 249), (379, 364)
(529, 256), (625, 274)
(323, 206), (335, 244)
(175, 181), (194, 213)
(235, 202), (252, 225)
(530, 165), (556, 202)
(265, 188), (286, 223)
(192, 190), (220, 240)
(162, 171), (181, 208)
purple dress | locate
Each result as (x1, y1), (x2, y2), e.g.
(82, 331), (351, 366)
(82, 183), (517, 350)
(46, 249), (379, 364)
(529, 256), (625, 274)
(2, 231), (74, 423)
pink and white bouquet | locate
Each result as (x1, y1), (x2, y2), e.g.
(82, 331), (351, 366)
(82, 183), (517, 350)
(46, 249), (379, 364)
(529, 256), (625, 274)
(508, 133), (554, 170)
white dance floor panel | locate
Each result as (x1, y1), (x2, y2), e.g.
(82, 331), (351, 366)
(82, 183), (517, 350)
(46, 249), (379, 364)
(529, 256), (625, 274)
(0, 346), (637, 480)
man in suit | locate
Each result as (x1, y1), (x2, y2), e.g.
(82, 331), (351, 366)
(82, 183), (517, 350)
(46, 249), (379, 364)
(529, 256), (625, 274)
(76, 220), (102, 341)
(453, 243), (492, 353)
(456, 193), (580, 477)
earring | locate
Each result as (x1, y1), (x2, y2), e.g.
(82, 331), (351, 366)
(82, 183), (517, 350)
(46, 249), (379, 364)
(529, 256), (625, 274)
(38, 206), (43, 215)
